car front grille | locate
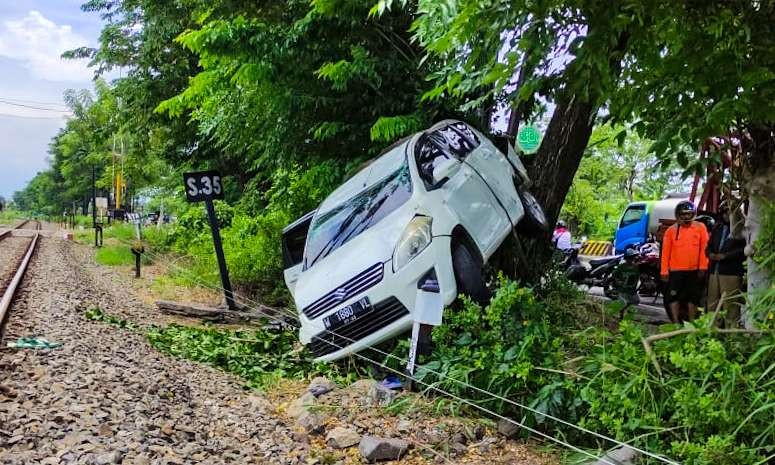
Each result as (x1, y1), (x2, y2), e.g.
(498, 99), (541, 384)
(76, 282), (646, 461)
(302, 262), (384, 319)
(308, 296), (409, 358)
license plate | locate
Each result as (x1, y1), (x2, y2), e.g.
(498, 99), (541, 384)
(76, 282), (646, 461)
(323, 297), (372, 331)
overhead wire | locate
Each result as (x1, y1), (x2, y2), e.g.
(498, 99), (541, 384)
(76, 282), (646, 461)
(0, 99), (72, 112)
(100, 231), (678, 464)
(73, 232), (452, 463)
(0, 96), (69, 108)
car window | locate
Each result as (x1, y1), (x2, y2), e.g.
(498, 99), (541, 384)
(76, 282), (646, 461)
(304, 162), (412, 269)
(620, 205), (646, 228)
(415, 122), (480, 188)
(282, 212), (313, 269)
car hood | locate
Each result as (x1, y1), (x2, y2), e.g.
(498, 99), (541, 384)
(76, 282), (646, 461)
(294, 206), (417, 312)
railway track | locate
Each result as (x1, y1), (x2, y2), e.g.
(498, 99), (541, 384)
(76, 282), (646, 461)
(0, 220), (41, 342)
(0, 218), (41, 241)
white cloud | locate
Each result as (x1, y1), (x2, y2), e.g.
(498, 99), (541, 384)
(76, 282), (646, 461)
(0, 10), (93, 83)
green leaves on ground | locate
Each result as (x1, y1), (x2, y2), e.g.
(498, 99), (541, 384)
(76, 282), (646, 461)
(146, 324), (334, 390)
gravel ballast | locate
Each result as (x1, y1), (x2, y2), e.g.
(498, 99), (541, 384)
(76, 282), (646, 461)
(0, 238), (299, 464)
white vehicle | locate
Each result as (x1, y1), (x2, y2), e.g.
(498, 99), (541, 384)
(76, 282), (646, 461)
(281, 120), (548, 361)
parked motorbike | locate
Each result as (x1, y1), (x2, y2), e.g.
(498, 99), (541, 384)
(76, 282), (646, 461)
(562, 247), (623, 297)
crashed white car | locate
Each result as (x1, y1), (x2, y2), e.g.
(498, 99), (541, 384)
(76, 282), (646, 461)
(281, 120), (548, 361)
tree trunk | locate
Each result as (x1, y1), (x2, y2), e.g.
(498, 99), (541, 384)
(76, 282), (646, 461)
(489, 97), (597, 281)
(528, 97), (597, 227)
(742, 127), (774, 328)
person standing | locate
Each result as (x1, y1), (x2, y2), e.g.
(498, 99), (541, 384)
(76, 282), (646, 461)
(706, 205), (746, 327)
(552, 220), (572, 251)
(660, 201), (709, 323)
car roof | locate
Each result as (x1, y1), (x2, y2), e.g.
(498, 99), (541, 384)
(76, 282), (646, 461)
(317, 140), (410, 214)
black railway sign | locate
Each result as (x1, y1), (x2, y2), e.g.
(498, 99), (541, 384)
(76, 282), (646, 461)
(182, 170), (235, 309)
(184, 170), (224, 203)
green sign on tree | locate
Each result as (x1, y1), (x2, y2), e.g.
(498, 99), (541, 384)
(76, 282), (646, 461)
(517, 125), (542, 154)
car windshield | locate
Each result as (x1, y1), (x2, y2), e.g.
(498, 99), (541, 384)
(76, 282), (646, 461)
(304, 162), (412, 269)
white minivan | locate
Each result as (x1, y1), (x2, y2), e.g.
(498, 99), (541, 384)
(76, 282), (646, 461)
(281, 120), (548, 361)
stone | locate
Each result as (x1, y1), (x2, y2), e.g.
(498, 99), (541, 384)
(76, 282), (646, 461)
(287, 392), (316, 420)
(588, 446), (640, 465)
(368, 383), (399, 406)
(95, 451), (123, 464)
(325, 427), (360, 449)
(348, 379), (376, 397)
(451, 442), (468, 455)
(496, 418), (520, 438)
(396, 420), (412, 433)
(358, 436), (409, 462)
(307, 377), (336, 397)
(296, 411), (325, 435)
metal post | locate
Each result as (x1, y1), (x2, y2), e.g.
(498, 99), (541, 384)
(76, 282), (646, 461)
(93, 165), (98, 247)
(204, 198), (236, 309)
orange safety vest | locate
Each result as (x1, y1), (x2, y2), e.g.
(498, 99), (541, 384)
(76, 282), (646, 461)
(660, 221), (709, 275)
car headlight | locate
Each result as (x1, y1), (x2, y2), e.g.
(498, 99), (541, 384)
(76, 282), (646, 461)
(392, 216), (432, 271)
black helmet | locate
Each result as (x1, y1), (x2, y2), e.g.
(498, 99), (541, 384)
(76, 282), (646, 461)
(624, 248), (639, 260)
(675, 200), (696, 219)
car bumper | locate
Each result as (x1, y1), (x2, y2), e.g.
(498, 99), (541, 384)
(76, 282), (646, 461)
(299, 235), (456, 362)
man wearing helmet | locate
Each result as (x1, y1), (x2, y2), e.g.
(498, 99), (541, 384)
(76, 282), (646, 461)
(552, 220), (572, 251)
(660, 201), (709, 322)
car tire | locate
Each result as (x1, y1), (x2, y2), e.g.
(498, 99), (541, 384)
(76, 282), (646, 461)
(452, 242), (491, 304)
(516, 186), (550, 235)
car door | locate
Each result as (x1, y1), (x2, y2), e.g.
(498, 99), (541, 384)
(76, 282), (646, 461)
(455, 127), (524, 225)
(282, 211), (314, 296)
(415, 124), (511, 257)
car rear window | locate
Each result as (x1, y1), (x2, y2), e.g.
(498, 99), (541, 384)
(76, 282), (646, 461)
(416, 122), (480, 187)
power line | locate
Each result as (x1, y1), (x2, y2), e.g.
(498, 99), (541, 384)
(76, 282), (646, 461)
(0, 112), (69, 120)
(106, 233), (678, 464)
(0, 100), (72, 112)
(0, 97), (69, 108)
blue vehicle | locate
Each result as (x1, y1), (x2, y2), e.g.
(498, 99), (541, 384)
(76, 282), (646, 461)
(614, 198), (689, 253)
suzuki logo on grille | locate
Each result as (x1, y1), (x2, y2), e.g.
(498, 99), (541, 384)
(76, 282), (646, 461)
(332, 288), (348, 301)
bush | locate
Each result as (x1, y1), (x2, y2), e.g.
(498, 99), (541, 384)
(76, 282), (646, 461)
(401, 276), (775, 463)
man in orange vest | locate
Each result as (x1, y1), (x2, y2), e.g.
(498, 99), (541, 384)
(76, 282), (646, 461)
(660, 201), (709, 323)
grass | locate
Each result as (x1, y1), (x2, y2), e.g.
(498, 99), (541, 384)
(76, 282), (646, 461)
(95, 244), (137, 266)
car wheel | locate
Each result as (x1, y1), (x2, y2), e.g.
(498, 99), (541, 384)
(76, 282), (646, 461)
(516, 186), (550, 235)
(452, 242), (491, 304)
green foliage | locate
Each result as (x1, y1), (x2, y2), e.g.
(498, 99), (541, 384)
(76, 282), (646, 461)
(84, 307), (137, 330)
(580, 318), (775, 464)
(146, 324), (339, 390)
(562, 125), (685, 239)
(402, 276), (775, 463)
(95, 245), (137, 266)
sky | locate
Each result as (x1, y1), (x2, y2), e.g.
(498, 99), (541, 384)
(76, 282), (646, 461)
(0, 1), (105, 200)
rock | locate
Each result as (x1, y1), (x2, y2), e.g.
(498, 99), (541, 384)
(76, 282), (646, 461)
(307, 377), (336, 397)
(325, 427), (360, 449)
(451, 442), (468, 455)
(287, 392), (316, 420)
(160, 422), (174, 436)
(358, 436), (409, 462)
(396, 420), (412, 434)
(451, 432), (467, 445)
(95, 450), (123, 464)
(97, 423), (113, 437)
(588, 446), (640, 465)
(296, 411), (325, 435)
(496, 418), (520, 438)
(368, 383), (399, 406)
(348, 379), (376, 397)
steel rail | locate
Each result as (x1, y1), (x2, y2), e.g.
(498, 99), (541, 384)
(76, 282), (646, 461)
(0, 233), (40, 343)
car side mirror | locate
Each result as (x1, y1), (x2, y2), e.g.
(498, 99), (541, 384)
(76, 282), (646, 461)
(432, 158), (461, 185)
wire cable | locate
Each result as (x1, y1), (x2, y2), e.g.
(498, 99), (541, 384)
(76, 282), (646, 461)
(103, 232), (676, 464)
(0, 100), (72, 112)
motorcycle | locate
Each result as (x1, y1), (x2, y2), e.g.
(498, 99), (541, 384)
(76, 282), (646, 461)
(562, 246), (623, 298)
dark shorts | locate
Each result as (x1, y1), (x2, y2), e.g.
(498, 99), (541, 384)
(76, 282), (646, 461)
(667, 271), (702, 305)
